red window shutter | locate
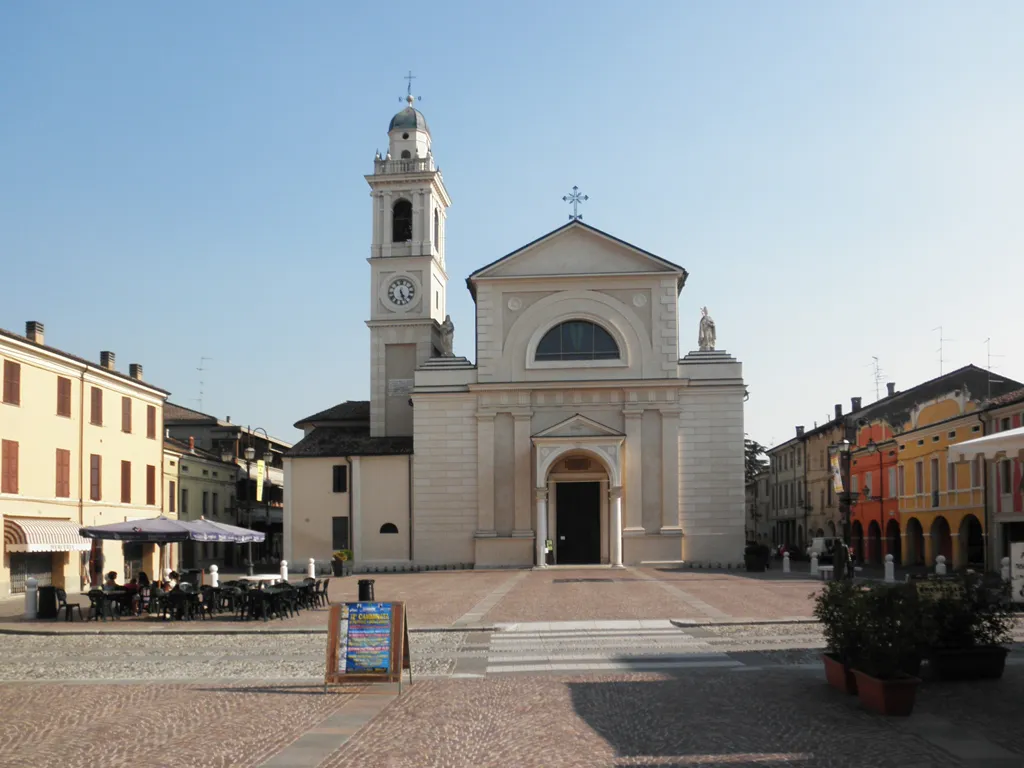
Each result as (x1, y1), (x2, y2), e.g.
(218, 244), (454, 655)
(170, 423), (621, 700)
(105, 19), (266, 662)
(122, 397), (132, 433)
(121, 460), (131, 504)
(3, 361), (21, 405)
(1, 440), (18, 494)
(147, 405), (156, 439)
(91, 387), (103, 425)
(57, 377), (72, 417)
(146, 465), (156, 505)
(90, 455), (102, 501)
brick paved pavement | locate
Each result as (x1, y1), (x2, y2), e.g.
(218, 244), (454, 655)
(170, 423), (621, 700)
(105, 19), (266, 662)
(0, 682), (360, 768)
(641, 569), (822, 620)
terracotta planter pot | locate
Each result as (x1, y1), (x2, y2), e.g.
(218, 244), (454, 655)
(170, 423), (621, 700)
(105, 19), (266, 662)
(929, 646), (1008, 681)
(852, 669), (921, 716)
(822, 653), (858, 695)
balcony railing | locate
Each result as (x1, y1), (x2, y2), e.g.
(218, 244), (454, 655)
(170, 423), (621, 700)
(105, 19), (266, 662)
(373, 156), (436, 175)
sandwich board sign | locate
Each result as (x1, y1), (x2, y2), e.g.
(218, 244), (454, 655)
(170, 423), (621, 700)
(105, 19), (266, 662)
(324, 602), (411, 693)
(1011, 542), (1024, 604)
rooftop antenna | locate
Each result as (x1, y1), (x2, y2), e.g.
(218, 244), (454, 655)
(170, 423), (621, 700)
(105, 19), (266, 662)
(932, 326), (953, 376)
(871, 356), (885, 401)
(197, 357), (212, 413)
(984, 337), (1006, 399)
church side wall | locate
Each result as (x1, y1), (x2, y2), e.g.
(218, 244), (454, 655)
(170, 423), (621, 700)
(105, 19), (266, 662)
(411, 393), (479, 565)
(678, 385), (746, 565)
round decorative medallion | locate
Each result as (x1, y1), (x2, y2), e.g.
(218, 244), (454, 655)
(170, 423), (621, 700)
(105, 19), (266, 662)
(632, 293), (648, 307)
(507, 297), (523, 311)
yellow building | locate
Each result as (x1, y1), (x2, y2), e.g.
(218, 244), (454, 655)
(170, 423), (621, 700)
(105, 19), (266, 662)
(895, 389), (987, 569)
(1, 321), (169, 594)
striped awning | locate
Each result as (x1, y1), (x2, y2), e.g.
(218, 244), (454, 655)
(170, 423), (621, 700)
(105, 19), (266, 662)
(4, 517), (92, 553)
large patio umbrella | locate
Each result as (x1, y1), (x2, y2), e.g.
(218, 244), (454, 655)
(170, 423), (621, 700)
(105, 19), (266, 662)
(79, 516), (265, 583)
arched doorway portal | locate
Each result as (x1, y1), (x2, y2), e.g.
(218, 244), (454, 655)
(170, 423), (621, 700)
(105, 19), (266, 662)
(547, 452), (609, 565)
(885, 518), (902, 565)
(867, 521), (882, 565)
(959, 514), (984, 567)
(905, 518), (924, 566)
(851, 521), (864, 562)
(931, 516), (953, 564)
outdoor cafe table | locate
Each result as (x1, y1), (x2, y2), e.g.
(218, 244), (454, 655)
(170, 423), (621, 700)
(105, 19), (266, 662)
(243, 574), (283, 585)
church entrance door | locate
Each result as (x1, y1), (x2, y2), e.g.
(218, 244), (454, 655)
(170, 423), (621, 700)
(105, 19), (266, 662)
(555, 482), (601, 564)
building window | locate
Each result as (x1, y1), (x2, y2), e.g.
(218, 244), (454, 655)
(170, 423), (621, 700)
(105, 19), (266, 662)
(332, 465), (348, 493)
(181, 488), (189, 516)
(90, 387), (103, 426)
(146, 465), (156, 505)
(147, 405), (157, 439)
(400, 149), (411, 159)
(202, 490), (209, 515)
(796, 451), (802, 467)
(379, 522), (399, 534)
(888, 467), (897, 498)
(90, 455), (101, 501)
(535, 320), (620, 361)
(2, 360), (20, 406)
(392, 199), (413, 242)
(971, 457), (982, 488)
(1001, 461), (1013, 494)
(332, 517), (350, 550)
(915, 461), (923, 494)
(121, 460), (131, 504)
(433, 208), (440, 249)
(851, 476), (859, 495)
(898, 464), (906, 496)
(57, 376), (72, 417)
(1, 439), (19, 494)
(947, 462), (956, 492)
(1001, 417), (1011, 432)
(169, 481), (176, 513)
(121, 396), (132, 433)
(55, 448), (71, 498)
(864, 471), (872, 498)
(212, 492), (218, 515)
(930, 458), (940, 507)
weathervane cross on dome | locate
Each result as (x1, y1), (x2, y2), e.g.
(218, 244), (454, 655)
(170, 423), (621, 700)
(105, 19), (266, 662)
(562, 185), (589, 221)
(399, 70), (422, 107)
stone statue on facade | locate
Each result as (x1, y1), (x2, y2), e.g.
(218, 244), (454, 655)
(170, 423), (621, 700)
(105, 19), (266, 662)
(698, 306), (716, 351)
(439, 314), (455, 357)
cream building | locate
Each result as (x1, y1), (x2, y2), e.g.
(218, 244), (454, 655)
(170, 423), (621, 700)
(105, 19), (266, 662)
(284, 95), (747, 570)
(1, 322), (169, 594)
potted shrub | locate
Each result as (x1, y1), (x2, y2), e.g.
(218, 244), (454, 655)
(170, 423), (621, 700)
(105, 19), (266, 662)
(924, 572), (1013, 681)
(812, 579), (866, 695)
(744, 543), (771, 572)
(331, 550), (353, 577)
(851, 583), (925, 716)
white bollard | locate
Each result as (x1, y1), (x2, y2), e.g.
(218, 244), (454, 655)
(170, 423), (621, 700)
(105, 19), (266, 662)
(935, 555), (947, 575)
(308, 557), (316, 579)
(884, 554), (895, 583)
(783, 552), (791, 573)
(24, 577), (38, 620)
(810, 553), (819, 577)
(1001, 556), (1011, 582)
(209, 564), (219, 588)
(280, 559), (289, 583)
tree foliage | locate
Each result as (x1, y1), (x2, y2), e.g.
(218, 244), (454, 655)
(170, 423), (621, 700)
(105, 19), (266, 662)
(745, 438), (769, 482)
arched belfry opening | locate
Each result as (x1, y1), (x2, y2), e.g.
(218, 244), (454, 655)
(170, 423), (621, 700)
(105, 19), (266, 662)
(392, 199), (412, 243)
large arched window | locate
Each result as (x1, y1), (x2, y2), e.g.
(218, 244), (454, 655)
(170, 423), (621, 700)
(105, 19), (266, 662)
(392, 199), (412, 243)
(535, 320), (619, 361)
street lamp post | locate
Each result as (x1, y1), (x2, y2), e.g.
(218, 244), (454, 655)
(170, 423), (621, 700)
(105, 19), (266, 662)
(222, 426), (273, 578)
(836, 438), (854, 580)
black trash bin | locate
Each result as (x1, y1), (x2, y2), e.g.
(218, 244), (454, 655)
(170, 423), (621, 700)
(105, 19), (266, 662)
(357, 579), (375, 602)
(36, 586), (58, 619)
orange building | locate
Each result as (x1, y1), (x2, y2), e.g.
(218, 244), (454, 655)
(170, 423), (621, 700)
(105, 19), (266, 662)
(849, 421), (899, 565)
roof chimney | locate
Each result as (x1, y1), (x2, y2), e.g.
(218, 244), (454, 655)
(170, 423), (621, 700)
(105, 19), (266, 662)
(834, 404), (843, 419)
(25, 321), (44, 345)
(851, 397), (862, 411)
(188, 436), (195, 452)
(129, 363), (143, 381)
(886, 381), (896, 397)
(226, 416), (231, 424)
(100, 351), (116, 371)
(796, 426), (805, 437)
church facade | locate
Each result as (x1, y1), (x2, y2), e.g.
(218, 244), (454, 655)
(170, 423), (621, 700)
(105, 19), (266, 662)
(283, 95), (747, 570)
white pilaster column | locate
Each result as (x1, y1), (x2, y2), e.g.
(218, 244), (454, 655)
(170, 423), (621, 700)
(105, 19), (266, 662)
(513, 414), (534, 536)
(535, 488), (548, 567)
(661, 409), (682, 534)
(610, 486), (624, 567)
(623, 410), (644, 533)
(476, 413), (496, 536)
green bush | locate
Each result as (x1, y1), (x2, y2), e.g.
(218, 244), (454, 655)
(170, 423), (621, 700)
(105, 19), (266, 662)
(812, 579), (868, 666)
(923, 572), (1013, 650)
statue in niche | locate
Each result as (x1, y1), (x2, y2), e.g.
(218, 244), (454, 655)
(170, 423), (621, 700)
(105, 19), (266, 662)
(439, 314), (456, 357)
(698, 306), (716, 351)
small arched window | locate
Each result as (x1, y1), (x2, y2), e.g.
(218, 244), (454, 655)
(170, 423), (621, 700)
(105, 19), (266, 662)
(392, 199), (412, 243)
(400, 149), (411, 159)
(535, 320), (619, 362)
(433, 209), (439, 249)
(379, 523), (399, 534)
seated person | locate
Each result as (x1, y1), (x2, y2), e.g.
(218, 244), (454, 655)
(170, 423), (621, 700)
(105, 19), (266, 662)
(103, 571), (120, 590)
(165, 571), (179, 590)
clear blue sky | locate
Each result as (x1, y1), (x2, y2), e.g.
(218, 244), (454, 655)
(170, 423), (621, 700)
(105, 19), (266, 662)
(2, 2), (1022, 447)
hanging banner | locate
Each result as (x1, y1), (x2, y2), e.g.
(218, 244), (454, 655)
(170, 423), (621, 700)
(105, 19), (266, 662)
(255, 460), (265, 502)
(830, 451), (844, 495)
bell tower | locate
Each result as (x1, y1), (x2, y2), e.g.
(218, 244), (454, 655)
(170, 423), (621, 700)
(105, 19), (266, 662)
(365, 80), (452, 437)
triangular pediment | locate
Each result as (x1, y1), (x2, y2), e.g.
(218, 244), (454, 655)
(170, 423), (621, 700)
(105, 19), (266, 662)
(468, 221), (686, 295)
(533, 413), (623, 439)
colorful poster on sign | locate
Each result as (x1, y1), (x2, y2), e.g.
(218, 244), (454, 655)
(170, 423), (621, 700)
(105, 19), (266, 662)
(255, 460), (265, 502)
(829, 451), (844, 495)
(343, 602), (393, 673)
(1011, 542), (1024, 604)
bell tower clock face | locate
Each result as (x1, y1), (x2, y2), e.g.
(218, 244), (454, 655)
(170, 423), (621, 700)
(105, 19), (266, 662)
(387, 277), (416, 307)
